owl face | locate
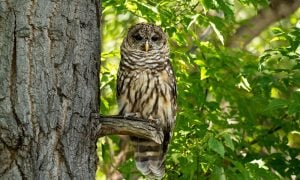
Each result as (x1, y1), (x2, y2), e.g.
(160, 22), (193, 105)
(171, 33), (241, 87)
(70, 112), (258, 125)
(125, 23), (167, 52)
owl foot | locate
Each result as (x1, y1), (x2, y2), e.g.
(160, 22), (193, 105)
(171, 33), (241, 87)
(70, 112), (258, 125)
(124, 112), (141, 118)
(148, 115), (161, 126)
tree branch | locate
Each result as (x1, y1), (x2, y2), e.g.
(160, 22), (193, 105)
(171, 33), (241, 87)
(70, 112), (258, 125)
(228, 0), (300, 48)
(92, 114), (164, 144)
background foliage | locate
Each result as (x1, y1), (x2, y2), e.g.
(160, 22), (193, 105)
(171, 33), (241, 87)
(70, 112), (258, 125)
(98, 0), (300, 179)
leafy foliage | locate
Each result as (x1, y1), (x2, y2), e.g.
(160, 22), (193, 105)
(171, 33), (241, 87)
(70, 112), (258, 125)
(98, 0), (300, 179)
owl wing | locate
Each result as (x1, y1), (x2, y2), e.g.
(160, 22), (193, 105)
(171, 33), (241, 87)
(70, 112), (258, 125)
(116, 67), (124, 98)
(162, 60), (177, 154)
(116, 67), (132, 116)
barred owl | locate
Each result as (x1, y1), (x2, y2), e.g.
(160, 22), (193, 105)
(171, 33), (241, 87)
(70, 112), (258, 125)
(117, 23), (177, 179)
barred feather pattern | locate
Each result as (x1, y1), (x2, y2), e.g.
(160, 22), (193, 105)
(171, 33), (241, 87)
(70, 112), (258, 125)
(117, 23), (176, 179)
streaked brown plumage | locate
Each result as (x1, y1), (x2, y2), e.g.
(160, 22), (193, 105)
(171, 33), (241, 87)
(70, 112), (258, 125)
(117, 23), (176, 179)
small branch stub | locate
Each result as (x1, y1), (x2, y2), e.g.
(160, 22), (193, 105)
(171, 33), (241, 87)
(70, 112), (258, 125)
(92, 114), (164, 144)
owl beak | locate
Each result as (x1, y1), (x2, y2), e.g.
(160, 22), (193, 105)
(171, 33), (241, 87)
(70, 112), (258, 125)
(145, 40), (149, 52)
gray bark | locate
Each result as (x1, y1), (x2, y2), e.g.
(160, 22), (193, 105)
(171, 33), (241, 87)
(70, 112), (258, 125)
(0, 0), (100, 179)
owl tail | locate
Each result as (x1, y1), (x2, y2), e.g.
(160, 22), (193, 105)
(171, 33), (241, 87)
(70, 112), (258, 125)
(131, 137), (165, 179)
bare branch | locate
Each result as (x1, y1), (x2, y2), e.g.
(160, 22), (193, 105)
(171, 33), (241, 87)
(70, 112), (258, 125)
(92, 114), (164, 144)
(228, 0), (300, 48)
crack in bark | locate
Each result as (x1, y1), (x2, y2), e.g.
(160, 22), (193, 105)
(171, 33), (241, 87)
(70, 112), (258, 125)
(59, 139), (74, 178)
(0, 138), (17, 175)
(15, 158), (26, 179)
(7, 11), (27, 180)
(10, 11), (20, 126)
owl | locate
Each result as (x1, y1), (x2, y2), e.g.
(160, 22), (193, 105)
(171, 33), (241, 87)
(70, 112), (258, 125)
(117, 23), (177, 179)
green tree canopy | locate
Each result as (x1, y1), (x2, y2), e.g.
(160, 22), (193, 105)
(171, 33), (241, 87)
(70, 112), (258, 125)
(98, 0), (300, 179)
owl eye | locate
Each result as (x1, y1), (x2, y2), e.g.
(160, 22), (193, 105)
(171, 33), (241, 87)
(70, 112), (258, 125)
(133, 34), (143, 41)
(151, 35), (160, 41)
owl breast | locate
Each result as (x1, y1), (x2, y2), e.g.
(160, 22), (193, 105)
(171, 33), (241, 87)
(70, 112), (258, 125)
(118, 69), (174, 129)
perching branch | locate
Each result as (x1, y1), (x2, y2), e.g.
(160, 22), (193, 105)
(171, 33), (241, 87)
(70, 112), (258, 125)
(92, 114), (164, 144)
(228, 0), (300, 48)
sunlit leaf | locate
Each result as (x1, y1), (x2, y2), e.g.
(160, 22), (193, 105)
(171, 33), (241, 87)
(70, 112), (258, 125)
(287, 131), (300, 149)
(209, 22), (224, 45)
(200, 67), (209, 80)
(237, 76), (252, 92)
(250, 159), (269, 170)
(271, 27), (284, 35)
(187, 14), (200, 29)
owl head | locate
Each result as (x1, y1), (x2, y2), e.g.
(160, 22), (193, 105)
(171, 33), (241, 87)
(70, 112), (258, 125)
(123, 23), (167, 52)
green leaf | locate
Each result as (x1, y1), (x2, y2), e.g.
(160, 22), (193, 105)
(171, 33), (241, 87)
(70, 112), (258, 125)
(287, 131), (300, 149)
(264, 99), (288, 112)
(211, 166), (226, 180)
(200, 0), (216, 10)
(208, 137), (225, 157)
(216, 0), (234, 17)
(237, 76), (252, 92)
(101, 143), (111, 164)
(187, 14), (200, 29)
(223, 134), (235, 151)
(209, 22), (224, 45)
(271, 27), (284, 35)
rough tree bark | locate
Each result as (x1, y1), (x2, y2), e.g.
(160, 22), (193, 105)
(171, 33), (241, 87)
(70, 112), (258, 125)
(0, 0), (100, 179)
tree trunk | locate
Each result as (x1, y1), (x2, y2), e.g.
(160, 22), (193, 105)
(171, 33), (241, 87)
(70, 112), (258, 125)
(0, 0), (100, 179)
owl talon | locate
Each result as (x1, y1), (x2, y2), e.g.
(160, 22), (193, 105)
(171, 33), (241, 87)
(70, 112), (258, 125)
(148, 115), (161, 126)
(124, 112), (141, 118)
